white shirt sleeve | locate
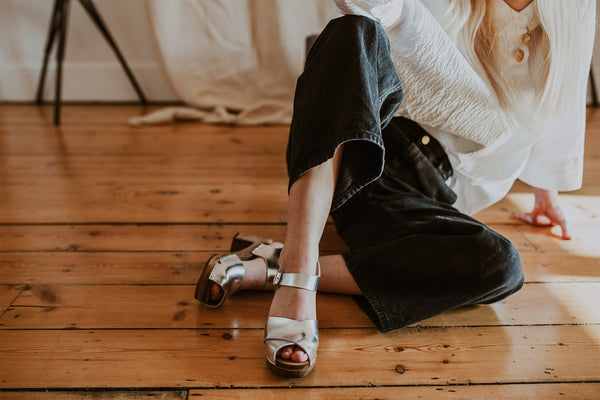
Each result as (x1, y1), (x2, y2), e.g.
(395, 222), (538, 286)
(518, 106), (586, 191)
(334, 0), (404, 28)
(518, 1), (595, 192)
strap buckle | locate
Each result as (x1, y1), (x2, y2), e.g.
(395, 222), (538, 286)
(273, 270), (282, 287)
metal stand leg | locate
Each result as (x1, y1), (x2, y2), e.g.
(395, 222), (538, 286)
(590, 70), (599, 107)
(36, 0), (62, 104)
(54, 0), (70, 125)
(35, 0), (147, 125)
(78, 0), (147, 104)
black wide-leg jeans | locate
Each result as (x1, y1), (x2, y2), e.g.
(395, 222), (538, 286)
(286, 15), (524, 333)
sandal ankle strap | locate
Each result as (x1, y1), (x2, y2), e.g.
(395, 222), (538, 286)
(273, 261), (321, 292)
(251, 244), (281, 290)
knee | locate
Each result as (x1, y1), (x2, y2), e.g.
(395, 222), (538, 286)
(329, 15), (383, 37)
(311, 15), (387, 61)
(479, 231), (524, 294)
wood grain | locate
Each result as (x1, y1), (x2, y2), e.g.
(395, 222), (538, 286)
(1, 326), (598, 388)
(2, 249), (597, 287)
(1, 283), (598, 329)
(0, 224), (346, 252)
(0, 392), (186, 400)
(2, 155), (287, 183)
(0, 181), (290, 224)
(0, 252), (205, 285)
(0, 224), (528, 252)
(1, 104), (599, 395)
(0, 286), (21, 315)
(0, 124), (287, 155)
(187, 384), (600, 400)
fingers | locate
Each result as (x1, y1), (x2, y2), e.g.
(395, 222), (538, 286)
(514, 213), (533, 224)
(559, 222), (572, 240)
(514, 212), (572, 240)
(513, 213), (552, 226)
(541, 205), (571, 240)
(553, 213), (571, 240)
(517, 190), (572, 240)
(532, 213), (552, 226)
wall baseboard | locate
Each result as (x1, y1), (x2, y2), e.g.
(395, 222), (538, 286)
(0, 62), (179, 102)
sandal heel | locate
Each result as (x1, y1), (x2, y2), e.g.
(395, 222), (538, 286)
(195, 233), (280, 308)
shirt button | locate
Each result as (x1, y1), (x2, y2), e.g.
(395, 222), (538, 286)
(421, 135), (430, 145)
(514, 48), (525, 62)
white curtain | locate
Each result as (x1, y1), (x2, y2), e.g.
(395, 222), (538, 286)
(131, 0), (338, 126)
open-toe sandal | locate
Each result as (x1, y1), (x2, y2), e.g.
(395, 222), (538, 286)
(194, 233), (281, 308)
(264, 262), (321, 378)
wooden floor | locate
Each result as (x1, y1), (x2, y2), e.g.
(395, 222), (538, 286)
(0, 104), (599, 399)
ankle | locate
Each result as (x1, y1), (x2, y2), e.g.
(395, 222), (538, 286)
(240, 258), (268, 290)
(270, 285), (317, 320)
(279, 249), (319, 274)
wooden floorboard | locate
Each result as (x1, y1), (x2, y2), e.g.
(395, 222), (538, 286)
(190, 383), (600, 400)
(0, 224), (347, 252)
(0, 282), (598, 329)
(1, 385), (598, 400)
(0, 326), (598, 388)
(0, 392), (187, 400)
(1, 105), (599, 396)
(188, 384), (600, 400)
(1, 249), (598, 286)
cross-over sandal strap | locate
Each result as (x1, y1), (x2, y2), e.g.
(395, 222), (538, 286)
(272, 260), (321, 292)
(251, 244), (281, 271)
(264, 317), (319, 367)
(208, 254), (244, 286)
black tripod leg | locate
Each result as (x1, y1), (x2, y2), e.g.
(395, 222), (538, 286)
(591, 69), (599, 107)
(78, 0), (147, 104)
(36, 0), (62, 103)
(54, 0), (70, 126)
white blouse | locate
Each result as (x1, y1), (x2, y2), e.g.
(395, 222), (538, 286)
(334, 0), (595, 214)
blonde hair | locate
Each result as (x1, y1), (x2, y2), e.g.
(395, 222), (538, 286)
(445, 0), (594, 126)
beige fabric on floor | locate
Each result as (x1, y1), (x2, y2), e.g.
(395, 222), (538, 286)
(132, 0), (338, 126)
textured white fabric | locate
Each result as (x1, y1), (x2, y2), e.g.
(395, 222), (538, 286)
(134, 0), (338, 126)
(335, 0), (595, 214)
(336, 0), (511, 154)
(449, 0), (594, 213)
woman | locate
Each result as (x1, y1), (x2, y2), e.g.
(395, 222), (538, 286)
(195, 0), (596, 378)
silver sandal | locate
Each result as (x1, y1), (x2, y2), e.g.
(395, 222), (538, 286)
(194, 233), (280, 308)
(264, 261), (321, 378)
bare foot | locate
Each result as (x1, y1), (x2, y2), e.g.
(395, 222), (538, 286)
(269, 284), (316, 363)
(208, 242), (283, 303)
(268, 250), (319, 364)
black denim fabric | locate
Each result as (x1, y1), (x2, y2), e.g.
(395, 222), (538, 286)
(287, 15), (404, 211)
(331, 117), (524, 332)
(286, 15), (524, 332)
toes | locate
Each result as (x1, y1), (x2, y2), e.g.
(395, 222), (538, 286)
(209, 283), (223, 302)
(278, 346), (307, 363)
(279, 345), (294, 360)
(291, 346), (308, 363)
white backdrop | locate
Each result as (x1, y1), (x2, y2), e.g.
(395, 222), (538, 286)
(1, 0), (597, 113)
(131, 0), (338, 125)
(0, 0), (178, 102)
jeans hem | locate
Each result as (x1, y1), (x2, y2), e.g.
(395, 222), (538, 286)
(288, 130), (386, 212)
